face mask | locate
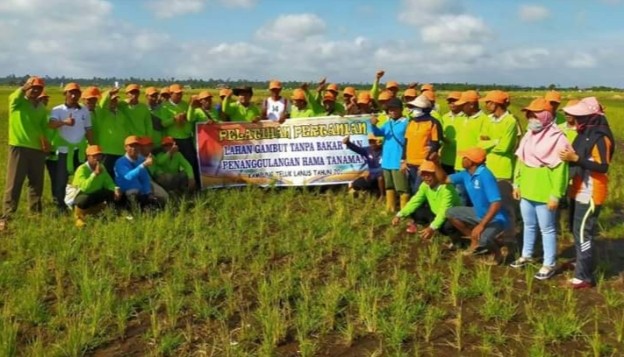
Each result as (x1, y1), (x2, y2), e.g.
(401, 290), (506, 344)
(527, 119), (543, 133)
(410, 108), (424, 118)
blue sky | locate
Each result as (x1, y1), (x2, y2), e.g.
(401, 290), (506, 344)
(1, 0), (623, 87)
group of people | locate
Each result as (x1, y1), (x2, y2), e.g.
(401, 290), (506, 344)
(2, 72), (615, 289)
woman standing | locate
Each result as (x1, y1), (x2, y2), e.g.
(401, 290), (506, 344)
(559, 97), (614, 289)
(511, 98), (571, 280)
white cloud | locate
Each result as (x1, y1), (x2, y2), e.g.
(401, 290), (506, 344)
(566, 53), (597, 68)
(421, 14), (490, 44)
(146, 0), (257, 18)
(398, 0), (461, 26)
(518, 5), (550, 23)
(219, 0), (256, 8)
(255, 14), (326, 43)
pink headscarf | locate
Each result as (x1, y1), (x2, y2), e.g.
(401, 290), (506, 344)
(516, 111), (572, 168)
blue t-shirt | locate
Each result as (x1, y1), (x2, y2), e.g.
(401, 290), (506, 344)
(449, 165), (508, 227)
(369, 118), (407, 170)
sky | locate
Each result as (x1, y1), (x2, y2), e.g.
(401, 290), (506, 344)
(0, 0), (623, 87)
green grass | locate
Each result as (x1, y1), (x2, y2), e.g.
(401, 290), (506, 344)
(0, 87), (623, 355)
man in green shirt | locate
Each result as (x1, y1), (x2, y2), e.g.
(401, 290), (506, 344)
(1, 77), (50, 229)
(392, 161), (460, 239)
(119, 84), (154, 141)
(439, 91), (464, 174)
(221, 86), (261, 122)
(70, 145), (122, 227)
(290, 88), (321, 119)
(545, 90), (566, 125)
(93, 89), (130, 178)
(151, 136), (196, 194)
(188, 91), (219, 123)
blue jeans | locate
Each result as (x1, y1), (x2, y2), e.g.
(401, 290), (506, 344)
(406, 164), (422, 195)
(520, 199), (557, 267)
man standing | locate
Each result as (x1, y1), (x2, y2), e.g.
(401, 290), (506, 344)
(120, 84), (154, 140)
(221, 86), (262, 122)
(439, 92), (464, 174)
(92, 89), (129, 178)
(188, 91), (219, 123)
(1, 77), (50, 230)
(371, 70), (399, 100)
(70, 145), (122, 227)
(262, 80), (289, 123)
(545, 90), (566, 125)
(289, 88), (322, 119)
(49, 83), (94, 210)
(453, 90), (487, 171)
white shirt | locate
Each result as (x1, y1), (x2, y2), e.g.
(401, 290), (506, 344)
(264, 97), (289, 121)
(50, 104), (92, 153)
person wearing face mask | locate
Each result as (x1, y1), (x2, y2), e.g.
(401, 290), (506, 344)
(559, 97), (614, 289)
(70, 145), (122, 227)
(369, 98), (409, 212)
(510, 98), (571, 280)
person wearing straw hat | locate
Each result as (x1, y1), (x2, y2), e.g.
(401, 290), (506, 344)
(342, 134), (383, 197)
(92, 88), (130, 178)
(510, 98), (571, 280)
(439, 91), (464, 174)
(444, 147), (509, 262)
(48, 82), (94, 211)
(393, 160), (460, 240)
(70, 145), (122, 227)
(262, 80), (289, 123)
(1, 76), (50, 229)
(221, 86), (262, 122)
(559, 97), (614, 289)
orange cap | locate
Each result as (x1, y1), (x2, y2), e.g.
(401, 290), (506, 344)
(423, 90), (436, 102)
(161, 136), (175, 146)
(86, 145), (103, 156)
(403, 88), (418, 98)
(160, 87), (171, 95)
(523, 98), (552, 113)
(326, 83), (339, 93)
(124, 135), (141, 146)
(544, 90), (562, 103)
(125, 84), (140, 93)
(268, 80), (282, 90)
(138, 136), (153, 146)
(378, 90), (393, 101)
(145, 87), (159, 96)
(343, 86), (356, 97)
(483, 90), (509, 105)
(357, 92), (372, 104)
(421, 83), (434, 92)
(323, 92), (336, 102)
(38, 90), (49, 99)
(63, 82), (81, 92)
(81, 86), (101, 99)
(454, 90), (480, 106)
(291, 88), (306, 101)
(419, 160), (437, 173)
(169, 84), (183, 93)
(460, 147), (487, 165)
(219, 88), (232, 97)
(447, 91), (462, 101)
(197, 90), (213, 100)
(28, 76), (45, 88)
(385, 80), (399, 90)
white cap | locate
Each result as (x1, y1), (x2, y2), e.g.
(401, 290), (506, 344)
(406, 94), (432, 109)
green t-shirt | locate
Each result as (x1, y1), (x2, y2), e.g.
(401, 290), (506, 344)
(119, 102), (154, 139)
(93, 91), (130, 156)
(455, 111), (487, 169)
(221, 96), (261, 122)
(290, 106), (320, 119)
(558, 122), (578, 143)
(397, 183), (460, 230)
(160, 100), (192, 139)
(478, 112), (519, 180)
(151, 151), (193, 179)
(72, 162), (116, 194)
(555, 111), (566, 126)
(188, 107), (219, 123)
(439, 111), (466, 166)
(8, 88), (48, 150)
(514, 161), (568, 203)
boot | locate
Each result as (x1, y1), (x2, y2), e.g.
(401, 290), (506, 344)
(399, 193), (410, 210)
(74, 207), (86, 228)
(385, 190), (397, 212)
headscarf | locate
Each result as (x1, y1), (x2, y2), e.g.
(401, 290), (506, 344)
(516, 110), (571, 168)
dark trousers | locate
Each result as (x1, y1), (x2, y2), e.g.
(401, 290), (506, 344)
(572, 201), (602, 284)
(441, 164), (455, 175)
(125, 191), (165, 210)
(174, 138), (200, 188)
(74, 189), (115, 209)
(103, 154), (122, 179)
(351, 175), (382, 193)
(45, 158), (58, 199)
(406, 164), (422, 195)
(411, 204), (456, 236)
(53, 151), (81, 209)
(2, 146), (46, 217)
(156, 173), (189, 192)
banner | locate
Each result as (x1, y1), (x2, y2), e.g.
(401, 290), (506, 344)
(195, 116), (372, 188)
